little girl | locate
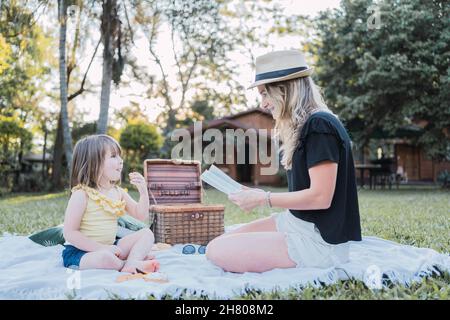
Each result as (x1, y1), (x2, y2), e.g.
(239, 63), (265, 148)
(62, 134), (160, 274)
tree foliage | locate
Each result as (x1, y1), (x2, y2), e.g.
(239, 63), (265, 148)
(119, 120), (163, 172)
(0, 0), (51, 118)
(313, 0), (450, 160)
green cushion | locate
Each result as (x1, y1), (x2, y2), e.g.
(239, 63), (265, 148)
(29, 215), (147, 247)
(29, 225), (65, 247)
(117, 214), (147, 231)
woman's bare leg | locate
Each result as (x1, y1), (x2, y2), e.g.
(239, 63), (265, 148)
(222, 216), (277, 237)
(206, 232), (295, 273)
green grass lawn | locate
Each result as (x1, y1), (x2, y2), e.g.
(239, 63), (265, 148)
(0, 186), (449, 300)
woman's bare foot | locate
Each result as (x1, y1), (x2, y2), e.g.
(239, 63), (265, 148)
(121, 260), (160, 274)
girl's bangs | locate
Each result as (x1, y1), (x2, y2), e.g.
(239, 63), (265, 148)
(104, 138), (122, 156)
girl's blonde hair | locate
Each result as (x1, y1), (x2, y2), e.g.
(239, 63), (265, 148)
(70, 134), (122, 189)
(266, 76), (335, 170)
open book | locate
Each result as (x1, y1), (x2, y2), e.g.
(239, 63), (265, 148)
(201, 165), (245, 195)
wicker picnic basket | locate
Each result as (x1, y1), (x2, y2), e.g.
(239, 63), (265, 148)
(144, 159), (225, 245)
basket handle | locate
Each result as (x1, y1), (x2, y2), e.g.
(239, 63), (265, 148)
(190, 212), (204, 220)
(150, 182), (200, 190)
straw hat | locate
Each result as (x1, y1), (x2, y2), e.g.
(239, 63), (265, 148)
(248, 50), (313, 89)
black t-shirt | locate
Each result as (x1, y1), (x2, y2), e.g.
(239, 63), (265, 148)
(286, 111), (362, 245)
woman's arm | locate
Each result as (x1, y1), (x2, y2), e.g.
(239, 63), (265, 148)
(229, 161), (338, 212)
(63, 190), (110, 252)
(121, 172), (149, 221)
(271, 161), (337, 210)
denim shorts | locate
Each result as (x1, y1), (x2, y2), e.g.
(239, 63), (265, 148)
(62, 238), (120, 269)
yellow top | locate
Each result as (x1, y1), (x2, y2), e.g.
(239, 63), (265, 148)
(71, 184), (126, 245)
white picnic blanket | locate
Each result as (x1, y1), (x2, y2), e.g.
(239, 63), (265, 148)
(0, 225), (449, 299)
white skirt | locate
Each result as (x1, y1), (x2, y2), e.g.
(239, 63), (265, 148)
(272, 210), (350, 269)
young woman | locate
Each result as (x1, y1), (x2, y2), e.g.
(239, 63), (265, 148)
(206, 50), (362, 273)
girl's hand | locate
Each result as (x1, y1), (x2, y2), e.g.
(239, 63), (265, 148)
(228, 188), (267, 212)
(129, 172), (147, 193)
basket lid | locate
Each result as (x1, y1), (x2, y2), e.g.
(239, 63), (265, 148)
(144, 159), (202, 205)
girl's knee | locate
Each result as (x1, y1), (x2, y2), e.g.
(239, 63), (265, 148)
(139, 228), (154, 237)
(132, 228), (154, 244)
(140, 228), (154, 240)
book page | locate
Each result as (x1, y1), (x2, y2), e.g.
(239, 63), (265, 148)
(208, 165), (244, 190)
(201, 171), (235, 194)
(201, 165), (245, 195)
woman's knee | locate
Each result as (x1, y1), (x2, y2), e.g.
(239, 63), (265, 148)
(205, 238), (224, 264)
(206, 237), (240, 271)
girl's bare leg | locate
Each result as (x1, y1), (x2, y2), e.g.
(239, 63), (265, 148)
(119, 228), (159, 273)
(116, 228), (155, 259)
(79, 251), (125, 270)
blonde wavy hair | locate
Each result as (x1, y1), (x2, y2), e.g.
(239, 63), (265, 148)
(70, 134), (122, 189)
(265, 76), (335, 170)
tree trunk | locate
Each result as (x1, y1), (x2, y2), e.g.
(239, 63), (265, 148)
(97, 0), (117, 134)
(164, 109), (177, 136)
(58, 0), (73, 176)
(42, 127), (47, 180)
(13, 137), (24, 191)
(52, 114), (64, 190)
